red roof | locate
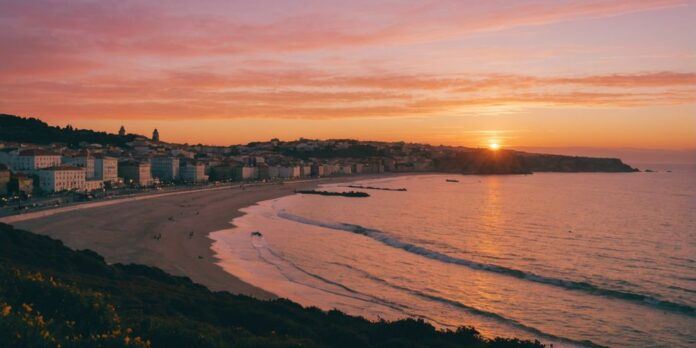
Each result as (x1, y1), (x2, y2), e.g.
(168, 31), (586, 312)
(18, 149), (60, 156)
(42, 165), (84, 171)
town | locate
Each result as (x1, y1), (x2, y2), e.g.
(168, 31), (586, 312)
(0, 114), (637, 214)
(0, 118), (447, 212)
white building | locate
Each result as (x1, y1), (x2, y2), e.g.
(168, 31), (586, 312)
(13, 149), (62, 172)
(39, 165), (86, 192)
(94, 156), (118, 183)
(63, 155), (95, 179)
(180, 162), (208, 183)
(151, 157), (180, 181)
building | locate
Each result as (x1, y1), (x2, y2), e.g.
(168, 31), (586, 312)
(84, 179), (104, 192)
(208, 164), (240, 181)
(180, 161), (208, 183)
(38, 165), (86, 193)
(118, 126), (126, 136)
(118, 160), (153, 186)
(152, 129), (160, 142)
(8, 174), (33, 195)
(151, 156), (179, 182)
(0, 164), (10, 195)
(258, 165), (279, 180)
(170, 149), (195, 159)
(322, 164), (339, 176)
(338, 165), (352, 175)
(351, 163), (364, 174)
(234, 166), (257, 181)
(94, 155), (118, 183)
(300, 165), (312, 177)
(278, 165), (301, 179)
(63, 155), (95, 179)
(13, 149), (61, 172)
(311, 163), (324, 177)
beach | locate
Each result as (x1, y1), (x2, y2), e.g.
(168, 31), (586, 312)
(3, 175), (392, 300)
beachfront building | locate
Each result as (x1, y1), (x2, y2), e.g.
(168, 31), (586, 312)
(208, 163), (240, 181)
(180, 161), (208, 183)
(361, 162), (385, 174)
(278, 165), (301, 179)
(0, 164), (10, 195)
(94, 155), (118, 183)
(8, 174), (33, 195)
(12, 149), (62, 172)
(258, 165), (279, 180)
(234, 166), (257, 181)
(300, 165), (312, 178)
(38, 165), (86, 192)
(84, 179), (104, 191)
(63, 155), (95, 179)
(118, 160), (153, 186)
(151, 156), (180, 182)
(311, 163), (324, 177)
(321, 164), (332, 176)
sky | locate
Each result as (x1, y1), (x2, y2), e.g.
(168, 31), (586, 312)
(1, 0), (695, 150)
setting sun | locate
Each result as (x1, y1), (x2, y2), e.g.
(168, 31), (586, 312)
(489, 143), (500, 150)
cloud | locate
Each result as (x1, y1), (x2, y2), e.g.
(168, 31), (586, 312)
(2, 69), (693, 121)
(1, 0), (686, 61)
(1, 0), (693, 121)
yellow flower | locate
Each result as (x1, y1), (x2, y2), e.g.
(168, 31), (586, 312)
(1, 305), (11, 317)
(21, 303), (32, 313)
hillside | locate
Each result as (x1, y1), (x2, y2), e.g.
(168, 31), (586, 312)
(433, 149), (637, 174)
(0, 114), (136, 146)
(0, 223), (544, 348)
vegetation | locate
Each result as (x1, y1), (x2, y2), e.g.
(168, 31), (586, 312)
(0, 114), (137, 147)
(0, 223), (545, 347)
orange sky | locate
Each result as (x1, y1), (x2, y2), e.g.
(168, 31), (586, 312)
(1, 0), (694, 149)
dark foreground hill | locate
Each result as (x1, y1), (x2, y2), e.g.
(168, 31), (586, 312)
(0, 223), (544, 348)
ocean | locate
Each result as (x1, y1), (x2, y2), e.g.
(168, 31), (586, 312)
(211, 166), (695, 347)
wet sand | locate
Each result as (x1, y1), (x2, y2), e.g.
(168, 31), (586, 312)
(4, 176), (391, 299)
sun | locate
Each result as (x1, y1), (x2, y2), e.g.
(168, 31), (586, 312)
(489, 143), (500, 150)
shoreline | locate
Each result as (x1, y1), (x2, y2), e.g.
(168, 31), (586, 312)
(6, 174), (402, 300)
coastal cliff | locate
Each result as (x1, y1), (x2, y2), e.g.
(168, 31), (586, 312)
(433, 149), (637, 175)
(0, 223), (543, 348)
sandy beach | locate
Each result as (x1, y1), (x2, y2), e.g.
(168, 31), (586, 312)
(4, 176), (390, 299)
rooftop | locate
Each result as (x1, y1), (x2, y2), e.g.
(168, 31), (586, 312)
(18, 149), (60, 156)
(42, 165), (85, 171)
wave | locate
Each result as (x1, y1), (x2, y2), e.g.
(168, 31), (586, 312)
(250, 237), (456, 328)
(330, 261), (605, 348)
(277, 211), (695, 317)
(249, 233), (600, 347)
